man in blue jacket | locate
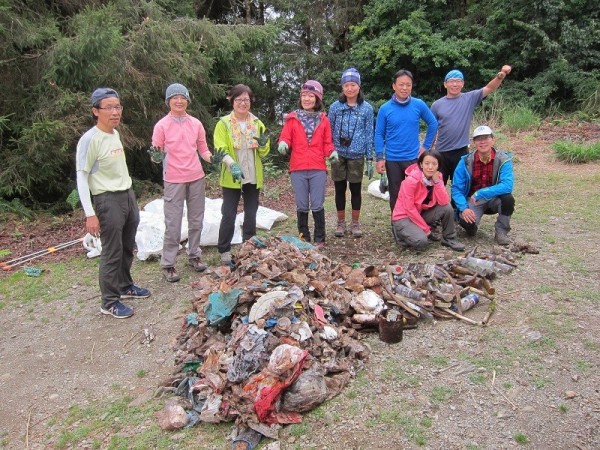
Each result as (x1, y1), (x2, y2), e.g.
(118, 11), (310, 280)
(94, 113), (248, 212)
(452, 125), (514, 245)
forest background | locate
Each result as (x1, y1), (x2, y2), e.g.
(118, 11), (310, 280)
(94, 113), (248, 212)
(1, 0), (599, 210)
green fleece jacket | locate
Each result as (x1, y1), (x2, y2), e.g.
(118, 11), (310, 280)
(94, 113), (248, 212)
(213, 112), (270, 189)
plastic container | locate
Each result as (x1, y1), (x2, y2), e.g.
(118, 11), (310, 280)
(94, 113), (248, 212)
(452, 293), (480, 312)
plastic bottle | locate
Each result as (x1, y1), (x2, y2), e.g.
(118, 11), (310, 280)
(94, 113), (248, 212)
(451, 293), (480, 312)
(394, 284), (424, 301)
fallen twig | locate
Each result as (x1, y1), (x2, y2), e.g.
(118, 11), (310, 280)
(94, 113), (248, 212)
(123, 330), (143, 349)
(26, 409), (31, 449)
(441, 307), (482, 325)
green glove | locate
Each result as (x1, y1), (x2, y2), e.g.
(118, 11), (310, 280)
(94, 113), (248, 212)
(328, 150), (339, 162)
(365, 160), (374, 180)
(147, 146), (164, 164)
(278, 142), (289, 155)
(231, 163), (244, 182)
(253, 132), (270, 147)
(379, 173), (388, 194)
(211, 148), (227, 166)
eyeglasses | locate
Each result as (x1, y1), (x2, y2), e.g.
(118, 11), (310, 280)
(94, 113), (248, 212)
(394, 83), (412, 88)
(234, 98), (251, 104)
(97, 105), (123, 112)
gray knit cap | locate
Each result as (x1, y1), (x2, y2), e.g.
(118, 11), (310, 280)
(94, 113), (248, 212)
(165, 83), (191, 106)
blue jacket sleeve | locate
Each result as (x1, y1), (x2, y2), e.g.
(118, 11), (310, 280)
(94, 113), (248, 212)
(328, 103), (340, 148)
(421, 103), (438, 150)
(451, 158), (470, 212)
(474, 158), (514, 201)
(374, 106), (386, 160)
(366, 103), (375, 160)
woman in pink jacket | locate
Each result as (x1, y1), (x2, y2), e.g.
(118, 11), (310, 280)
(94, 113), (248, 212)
(277, 80), (338, 247)
(392, 150), (464, 251)
(152, 83), (213, 282)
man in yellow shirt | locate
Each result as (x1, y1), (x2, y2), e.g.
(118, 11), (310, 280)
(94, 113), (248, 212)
(76, 88), (150, 318)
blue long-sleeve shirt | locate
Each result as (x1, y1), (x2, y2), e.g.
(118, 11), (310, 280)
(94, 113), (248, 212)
(375, 96), (438, 161)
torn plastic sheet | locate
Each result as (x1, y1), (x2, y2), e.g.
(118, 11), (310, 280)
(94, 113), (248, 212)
(227, 326), (268, 383)
(205, 289), (244, 326)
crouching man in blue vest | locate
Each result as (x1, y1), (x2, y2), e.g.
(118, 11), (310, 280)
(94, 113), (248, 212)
(451, 125), (515, 246)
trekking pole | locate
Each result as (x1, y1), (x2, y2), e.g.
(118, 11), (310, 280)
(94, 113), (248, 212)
(0, 237), (84, 271)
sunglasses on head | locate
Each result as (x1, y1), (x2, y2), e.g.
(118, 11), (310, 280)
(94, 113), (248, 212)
(302, 84), (318, 92)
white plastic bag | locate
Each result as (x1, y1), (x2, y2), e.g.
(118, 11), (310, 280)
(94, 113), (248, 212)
(368, 179), (389, 201)
(82, 233), (102, 258)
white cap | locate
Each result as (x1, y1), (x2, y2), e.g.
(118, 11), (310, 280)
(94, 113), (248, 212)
(472, 125), (493, 138)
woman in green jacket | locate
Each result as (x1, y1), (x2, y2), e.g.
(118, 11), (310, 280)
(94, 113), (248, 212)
(214, 84), (270, 266)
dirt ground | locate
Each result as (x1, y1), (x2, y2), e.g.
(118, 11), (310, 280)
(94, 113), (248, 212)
(1, 122), (599, 449)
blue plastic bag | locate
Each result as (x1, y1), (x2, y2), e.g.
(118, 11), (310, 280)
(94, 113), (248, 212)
(204, 289), (244, 326)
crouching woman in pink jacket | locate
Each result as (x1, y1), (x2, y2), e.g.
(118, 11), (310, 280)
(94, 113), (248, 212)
(392, 150), (464, 251)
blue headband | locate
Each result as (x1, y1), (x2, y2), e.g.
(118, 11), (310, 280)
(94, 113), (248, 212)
(445, 70), (464, 82)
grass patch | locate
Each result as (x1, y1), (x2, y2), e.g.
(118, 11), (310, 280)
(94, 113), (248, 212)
(45, 396), (230, 449)
(513, 432), (529, 444)
(381, 361), (420, 386)
(502, 107), (540, 131)
(0, 258), (97, 308)
(430, 386), (454, 404)
(469, 373), (487, 385)
(288, 423), (308, 437)
(559, 404), (568, 413)
(430, 355), (450, 368)
(553, 140), (600, 163)
(574, 359), (592, 373)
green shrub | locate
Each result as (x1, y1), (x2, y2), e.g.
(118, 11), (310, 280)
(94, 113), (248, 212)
(502, 107), (541, 132)
(553, 140), (600, 164)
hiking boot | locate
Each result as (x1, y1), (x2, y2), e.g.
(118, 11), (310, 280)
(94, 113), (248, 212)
(100, 301), (134, 319)
(162, 267), (180, 282)
(188, 257), (207, 272)
(334, 220), (346, 237)
(495, 230), (510, 246)
(441, 238), (465, 252)
(428, 227), (442, 241)
(351, 221), (363, 237)
(220, 251), (232, 266)
(120, 284), (151, 298)
(314, 241), (325, 250)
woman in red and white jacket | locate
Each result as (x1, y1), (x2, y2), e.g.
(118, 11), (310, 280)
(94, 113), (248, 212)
(392, 150), (464, 251)
(278, 80), (338, 247)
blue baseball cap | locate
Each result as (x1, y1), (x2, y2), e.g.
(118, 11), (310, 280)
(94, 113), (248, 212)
(444, 70), (464, 82)
(91, 88), (119, 106)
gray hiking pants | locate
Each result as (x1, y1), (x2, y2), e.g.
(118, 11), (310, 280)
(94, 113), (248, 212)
(161, 178), (205, 268)
(94, 188), (139, 308)
(392, 203), (457, 249)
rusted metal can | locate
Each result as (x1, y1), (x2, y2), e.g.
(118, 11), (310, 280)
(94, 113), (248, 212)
(378, 310), (403, 344)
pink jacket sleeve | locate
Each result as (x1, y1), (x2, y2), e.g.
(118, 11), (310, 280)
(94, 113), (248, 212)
(433, 181), (450, 206)
(196, 123), (212, 162)
(399, 177), (431, 234)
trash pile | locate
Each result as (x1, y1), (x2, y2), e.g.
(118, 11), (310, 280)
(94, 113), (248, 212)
(157, 236), (530, 445)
